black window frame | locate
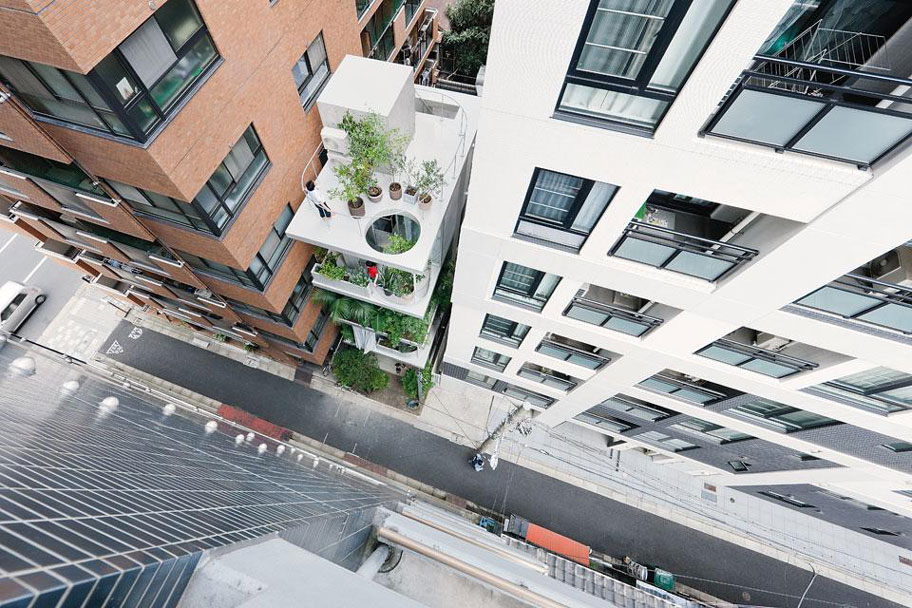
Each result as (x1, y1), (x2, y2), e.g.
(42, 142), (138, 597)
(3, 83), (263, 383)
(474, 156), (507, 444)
(492, 262), (561, 312)
(293, 32), (331, 110)
(471, 347), (512, 372)
(226, 258), (316, 326)
(0, 0), (220, 144)
(479, 314), (530, 347)
(106, 179), (215, 235)
(191, 124), (271, 235)
(514, 167), (616, 252)
(556, 0), (733, 135)
(179, 204), (294, 291)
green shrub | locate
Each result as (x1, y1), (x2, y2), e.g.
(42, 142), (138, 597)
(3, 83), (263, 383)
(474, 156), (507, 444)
(379, 309), (428, 345)
(317, 260), (348, 281)
(403, 363), (434, 399)
(348, 266), (370, 287)
(332, 346), (389, 394)
(384, 234), (416, 254)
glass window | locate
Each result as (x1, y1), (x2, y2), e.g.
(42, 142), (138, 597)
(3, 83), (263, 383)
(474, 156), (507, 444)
(517, 364), (577, 392)
(883, 442), (912, 453)
(107, 179), (214, 234)
(731, 398), (840, 433)
(356, 0), (374, 18)
(493, 262), (560, 311)
(563, 298), (662, 337)
(600, 396), (673, 422)
(471, 347), (511, 372)
(465, 370), (497, 388)
(501, 385), (554, 408)
(637, 431), (698, 452)
(225, 259), (315, 326)
(0, 0), (218, 142)
(293, 33), (331, 108)
(536, 338), (609, 370)
(303, 307), (329, 352)
(671, 417), (751, 444)
(480, 314), (530, 347)
(697, 340), (815, 379)
(759, 491), (816, 509)
(515, 168), (617, 251)
(192, 125), (270, 233)
(558, 0), (733, 133)
(638, 374), (724, 404)
(815, 367), (912, 414)
(179, 205), (292, 290)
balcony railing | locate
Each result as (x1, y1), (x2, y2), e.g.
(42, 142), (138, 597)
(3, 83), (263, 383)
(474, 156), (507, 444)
(517, 364), (578, 392)
(610, 220), (758, 282)
(536, 338), (610, 371)
(697, 338), (818, 378)
(639, 372), (730, 405)
(794, 272), (912, 335)
(574, 405), (636, 433)
(701, 55), (912, 167)
(563, 293), (664, 338)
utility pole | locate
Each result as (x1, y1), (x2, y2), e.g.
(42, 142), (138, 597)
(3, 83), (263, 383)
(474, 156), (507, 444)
(477, 400), (531, 456)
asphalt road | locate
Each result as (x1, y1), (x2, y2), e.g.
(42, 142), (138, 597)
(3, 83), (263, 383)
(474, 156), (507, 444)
(0, 229), (84, 340)
(101, 320), (899, 608)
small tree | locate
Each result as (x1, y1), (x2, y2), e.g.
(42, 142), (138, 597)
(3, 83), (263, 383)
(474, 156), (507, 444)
(443, 0), (495, 77)
(414, 159), (446, 201)
(402, 362), (434, 400)
(332, 346), (389, 393)
(329, 160), (373, 203)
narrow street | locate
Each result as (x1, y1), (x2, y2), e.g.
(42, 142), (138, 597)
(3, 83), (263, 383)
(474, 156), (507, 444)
(101, 320), (897, 608)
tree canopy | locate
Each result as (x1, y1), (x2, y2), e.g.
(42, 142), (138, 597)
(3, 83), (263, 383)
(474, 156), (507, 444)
(442, 0), (495, 77)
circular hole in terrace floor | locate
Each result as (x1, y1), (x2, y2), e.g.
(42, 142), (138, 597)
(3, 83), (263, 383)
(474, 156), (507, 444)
(366, 213), (421, 254)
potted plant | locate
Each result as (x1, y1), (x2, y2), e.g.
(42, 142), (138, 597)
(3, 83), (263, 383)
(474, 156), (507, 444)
(214, 332), (228, 343)
(388, 133), (409, 201)
(415, 159), (446, 211)
(329, 160), (371, 218)
(401, 158), (418, 204)
(389, 181), (402, 200)
(367, 184), (383, 203)
(317, 254), (348, 281)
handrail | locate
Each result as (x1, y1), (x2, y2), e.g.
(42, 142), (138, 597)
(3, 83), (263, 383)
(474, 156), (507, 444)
(647, 373), (730, 401)
(538, 337), (608, 362)
(753, 54), (912, 87)
(711, 338), (818, 370)
(624, 220), (759, 257)
(570, 295), (665, 327)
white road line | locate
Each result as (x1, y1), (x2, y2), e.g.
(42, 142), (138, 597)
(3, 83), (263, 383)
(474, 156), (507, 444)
(0, 233), (16, 255)
(23, 257), (46, 283)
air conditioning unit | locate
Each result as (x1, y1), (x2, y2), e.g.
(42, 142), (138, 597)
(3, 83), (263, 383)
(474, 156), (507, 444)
(754, 332), (790, 352)
(870, 246), (912, 288)
(320, 126), (349, 157)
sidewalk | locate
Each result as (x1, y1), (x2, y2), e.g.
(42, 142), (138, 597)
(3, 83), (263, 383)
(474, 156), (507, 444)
(97, 319), (902, 608)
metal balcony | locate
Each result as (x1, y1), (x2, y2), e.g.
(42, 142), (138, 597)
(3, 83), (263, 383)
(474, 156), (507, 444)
(610, 220), (758, 282)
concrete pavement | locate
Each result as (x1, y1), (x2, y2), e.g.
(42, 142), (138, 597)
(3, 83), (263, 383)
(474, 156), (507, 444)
(100, 320), (899, 608)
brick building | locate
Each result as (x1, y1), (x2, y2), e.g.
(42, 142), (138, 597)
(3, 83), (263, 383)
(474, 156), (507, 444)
(0, 0), (439, 366)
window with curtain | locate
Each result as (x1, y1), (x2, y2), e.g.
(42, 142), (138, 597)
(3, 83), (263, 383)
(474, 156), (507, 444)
(493, 262), (561, 311)
(293, 33), (331, 108)
(515, 168), (618, 251)
(0, 0), (218, 142)
(193, 125), (270, 233)
(557, 0), (733, 133)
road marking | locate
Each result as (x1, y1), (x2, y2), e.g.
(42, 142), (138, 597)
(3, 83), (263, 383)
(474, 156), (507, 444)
(0, 233), (16, 255)
(23, 257), (46, 283)
(106, 341), (124, 355)
(128, 327), (143, 340)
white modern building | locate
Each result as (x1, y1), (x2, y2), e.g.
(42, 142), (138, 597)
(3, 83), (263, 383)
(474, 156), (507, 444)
(442, 0), (912, 560)
(287, 56), (478, 368)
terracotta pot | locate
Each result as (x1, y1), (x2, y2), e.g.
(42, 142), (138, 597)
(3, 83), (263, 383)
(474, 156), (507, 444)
(348, 197), (365, 217)
(367, 186), (383, 203)
(389, 182), (402, 200)
(418, 194), (432, 211)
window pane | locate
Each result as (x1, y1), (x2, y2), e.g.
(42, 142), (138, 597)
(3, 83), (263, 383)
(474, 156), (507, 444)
(559, 83), (669, 128)
(525, 170), (582, 224)
(155, 0), (203, 49)
(649, 0), (731, 90)
(149, 34), (217, 109)
(500, 263), (539, 294)
(739, 358), (796, 378)
(856, 302), (912, 334)
(613, 236), (677, 267)
(699, 345), (752, 366)
(120, 19), (178, 87)
(578, 0), (675, 79)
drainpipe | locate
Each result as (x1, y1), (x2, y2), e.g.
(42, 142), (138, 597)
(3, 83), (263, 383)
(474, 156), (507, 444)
(356, 543), (391, 579)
